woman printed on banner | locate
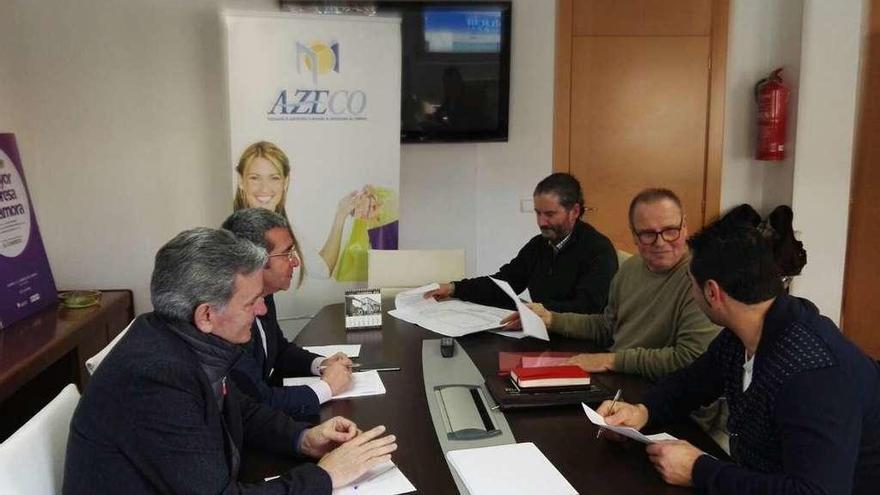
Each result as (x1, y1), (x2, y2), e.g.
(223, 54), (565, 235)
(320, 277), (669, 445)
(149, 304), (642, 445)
(234, 141), (399, 282)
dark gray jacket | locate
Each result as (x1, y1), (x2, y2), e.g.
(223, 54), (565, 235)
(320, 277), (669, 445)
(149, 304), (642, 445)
(63, 312), (331, 495)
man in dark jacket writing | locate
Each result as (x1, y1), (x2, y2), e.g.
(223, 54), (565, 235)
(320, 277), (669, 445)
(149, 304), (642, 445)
(595, 221), (880, 494)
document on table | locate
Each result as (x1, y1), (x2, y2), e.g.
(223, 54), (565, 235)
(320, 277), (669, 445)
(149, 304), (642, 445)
(393, 283), (440, 311)
(388, 284), (513, 337)
(581, 403), (678, 444)
(487, 277), (549, 341)
(490, 328), (530, 339)
(334, 460), (415, 495)
(446, 443), (577, 495)
(283, 370), (386, 399)
(302, 344), (361, 358)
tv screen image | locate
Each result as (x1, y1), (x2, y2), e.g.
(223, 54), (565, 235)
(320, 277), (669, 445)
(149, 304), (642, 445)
(389, 1), (511, 143)
(423, 7), (502, 53)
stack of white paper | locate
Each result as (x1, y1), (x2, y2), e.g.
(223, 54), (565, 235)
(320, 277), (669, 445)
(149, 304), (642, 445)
(388, 284), (513, 337)
(303, 344), (361, 358)
(334, 460), (416, 495)
(283, 370), (386, 399)
(581, 403), (678, 443)
(446, 443), (577, 495)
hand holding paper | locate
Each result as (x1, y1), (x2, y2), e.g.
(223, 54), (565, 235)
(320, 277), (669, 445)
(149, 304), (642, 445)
(582, 403), (677, 444)
(500, 302), (552, 330)
(490, 277), (549, 341)
(395, 283), (440, 311)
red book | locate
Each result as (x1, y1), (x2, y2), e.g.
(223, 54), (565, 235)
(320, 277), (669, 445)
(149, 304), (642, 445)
(511, 365), (590, 388)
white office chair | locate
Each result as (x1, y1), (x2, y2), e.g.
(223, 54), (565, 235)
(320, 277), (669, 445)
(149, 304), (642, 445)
(367, 249), (466, 298)
(85, 318), (134, 374)
(0, 383), (80, 495)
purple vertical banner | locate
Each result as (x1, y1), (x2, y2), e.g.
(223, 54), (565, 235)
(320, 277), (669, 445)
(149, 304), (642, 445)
(0, 133), (57, 329)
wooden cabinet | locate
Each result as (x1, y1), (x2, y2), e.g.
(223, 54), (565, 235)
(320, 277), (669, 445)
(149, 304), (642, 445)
(0, 290), (133, 440)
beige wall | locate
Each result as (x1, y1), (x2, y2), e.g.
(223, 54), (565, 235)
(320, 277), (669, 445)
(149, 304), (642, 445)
(721, 0), (803, 215)
(400, 0), (556, 276)
(789, 0), (864, 323)
(720, 0), (864, 324)
(0, 0), (275, 313)
(0, 0), (555, 314)
(0, 0), (863, 322)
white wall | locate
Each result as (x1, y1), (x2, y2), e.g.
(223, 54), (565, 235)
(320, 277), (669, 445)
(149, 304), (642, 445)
(0, 0), (554, 314)
(789, 0), (864, 323)
(721, 0), (803, 215)
(722, 0), (864, 323)
(1, 0), (863, 323)
(0, 0), (276, 313)
(400, 0), (555, 276)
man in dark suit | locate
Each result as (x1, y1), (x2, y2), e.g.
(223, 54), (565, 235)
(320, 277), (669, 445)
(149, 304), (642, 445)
(64, 228), (396, 494)
(223, 208), (353, 418)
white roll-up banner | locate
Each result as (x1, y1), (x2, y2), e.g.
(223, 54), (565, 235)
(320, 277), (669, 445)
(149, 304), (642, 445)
(225, 12), (401, 318)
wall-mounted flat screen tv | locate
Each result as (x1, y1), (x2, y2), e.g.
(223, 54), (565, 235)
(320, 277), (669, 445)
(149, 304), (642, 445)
(388, 1), (512, 143)
(280, 1), (512, 143)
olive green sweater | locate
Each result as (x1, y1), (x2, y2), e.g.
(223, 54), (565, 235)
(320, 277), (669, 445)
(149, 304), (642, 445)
(550, 254), (720, 380)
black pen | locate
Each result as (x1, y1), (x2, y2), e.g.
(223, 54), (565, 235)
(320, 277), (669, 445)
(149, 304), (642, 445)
(317, 363), (361, 371)
(597, 388), (622, 439)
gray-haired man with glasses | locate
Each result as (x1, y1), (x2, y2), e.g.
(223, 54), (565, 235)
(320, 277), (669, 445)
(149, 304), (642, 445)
(222, 208), (353, 420)
(504, 188), (720, 381)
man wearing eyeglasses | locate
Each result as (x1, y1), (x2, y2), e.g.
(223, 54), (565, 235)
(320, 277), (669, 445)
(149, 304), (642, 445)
(222, 208), (353, 419)
(505, 188), (719, 380)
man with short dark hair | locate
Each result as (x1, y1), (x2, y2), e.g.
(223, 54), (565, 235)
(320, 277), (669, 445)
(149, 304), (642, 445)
(595, 222), (880, 494)
(509, 188), (719, 380)
(427, 172), (617, 314)
(64, 228), (396, 494)
(222, 208), (352, 419)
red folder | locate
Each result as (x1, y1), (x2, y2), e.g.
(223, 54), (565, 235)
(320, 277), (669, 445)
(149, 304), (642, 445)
(511, 365), (590, 388)
(497, 351), (578, 376)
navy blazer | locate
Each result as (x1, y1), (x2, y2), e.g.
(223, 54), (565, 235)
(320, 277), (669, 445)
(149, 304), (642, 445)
(230, 294), (326, 418)
(643, 295), (880, 495)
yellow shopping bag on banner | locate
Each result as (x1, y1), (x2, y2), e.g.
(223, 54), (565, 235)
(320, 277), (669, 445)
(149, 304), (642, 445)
(334, 218), (370, 282)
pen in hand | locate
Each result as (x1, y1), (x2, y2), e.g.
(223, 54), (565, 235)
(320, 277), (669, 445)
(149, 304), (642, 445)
(318, 363), (361, 371)
(597, 388), (623, 439)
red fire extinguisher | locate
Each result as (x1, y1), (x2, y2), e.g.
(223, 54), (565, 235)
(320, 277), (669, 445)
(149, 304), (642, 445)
(755, 68), (790, 161)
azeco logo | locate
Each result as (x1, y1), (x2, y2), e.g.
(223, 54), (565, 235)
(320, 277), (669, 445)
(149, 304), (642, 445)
(268, 89), (366, 118)
(267, 40), (367, 121)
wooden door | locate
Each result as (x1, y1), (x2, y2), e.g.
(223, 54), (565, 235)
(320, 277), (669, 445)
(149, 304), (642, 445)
(554, 0), (727, 248)
(842, 0), (880, 359)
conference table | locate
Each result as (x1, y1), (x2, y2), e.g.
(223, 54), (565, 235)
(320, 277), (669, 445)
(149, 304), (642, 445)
(241, 303), (727, 494)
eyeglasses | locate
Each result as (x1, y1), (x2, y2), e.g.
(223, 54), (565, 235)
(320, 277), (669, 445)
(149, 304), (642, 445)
(267, 247), (299, 263)
(633, 218), (684, 246)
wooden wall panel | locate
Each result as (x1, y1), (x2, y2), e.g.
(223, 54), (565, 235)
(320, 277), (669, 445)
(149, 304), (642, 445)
(554, 0), (574, 171)
(842, 0), (880, 358)
(573, 0), (711, 36)
(703, 0), (728, 222)
(569, 36), (710, 247)
(554, 0), (725, 247)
